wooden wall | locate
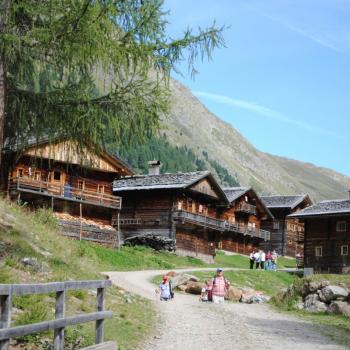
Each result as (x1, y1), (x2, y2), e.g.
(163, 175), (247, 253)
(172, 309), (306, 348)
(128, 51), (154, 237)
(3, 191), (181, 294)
(219, 233), (260, 255)
(304, 216), (350, 273)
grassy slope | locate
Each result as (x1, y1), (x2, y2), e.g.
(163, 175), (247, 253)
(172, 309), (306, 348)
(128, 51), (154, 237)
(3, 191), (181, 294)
(0, 199), (207, 349)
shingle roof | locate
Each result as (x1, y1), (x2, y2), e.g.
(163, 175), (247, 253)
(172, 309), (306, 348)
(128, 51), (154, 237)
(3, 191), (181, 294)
(261, 195), (309, 210)
(289, 199), (350, 218)
(113, 171), (211, 191)
(223, 187), (250, 203)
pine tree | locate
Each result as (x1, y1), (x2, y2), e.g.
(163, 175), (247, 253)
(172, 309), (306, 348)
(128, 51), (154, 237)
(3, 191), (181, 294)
(0, 0), (225, 188)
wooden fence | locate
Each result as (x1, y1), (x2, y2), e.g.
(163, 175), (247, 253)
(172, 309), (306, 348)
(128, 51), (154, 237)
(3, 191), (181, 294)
(0, 280), (116, 350)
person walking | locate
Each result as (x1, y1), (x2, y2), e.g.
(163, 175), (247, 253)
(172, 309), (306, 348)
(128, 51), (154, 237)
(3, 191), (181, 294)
(209, 268), (230, 304)
(260, 250), (266, 270)
(271, 250), (278, 271)
(266, 250), (272, 270)
(156, 275), (173, 301)
(249, 250), (255, 270)
(254, 250), (261, 269)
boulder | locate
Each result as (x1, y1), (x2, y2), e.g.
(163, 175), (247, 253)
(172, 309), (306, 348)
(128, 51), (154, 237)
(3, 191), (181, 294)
(329, 301), (350, 317)
(246, 294), (270, 304)
(171, 273), (199, 287)
(185, 281), (205, 295)
(302, 280), (329, 296)
(177, 285), (188, 292)
(225, 286), (242, 302)
(304, 294), (328, 312)
(318, 285), (349, 303)
(241, 290), (256, 303)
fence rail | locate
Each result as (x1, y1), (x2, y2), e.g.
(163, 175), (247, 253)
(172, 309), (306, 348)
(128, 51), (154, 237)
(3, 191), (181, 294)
(9, 177), (122, 210)
(0, 280), (115, 350)
(173, 210), (270, 241)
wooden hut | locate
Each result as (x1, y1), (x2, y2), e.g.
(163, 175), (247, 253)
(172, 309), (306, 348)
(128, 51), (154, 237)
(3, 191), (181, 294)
(261, 194), (312, 256)
(7, 138), (134, 246)
(289, 198), (350, 273)
(113, 168), (231, 262)
(217, 187), (273, 255)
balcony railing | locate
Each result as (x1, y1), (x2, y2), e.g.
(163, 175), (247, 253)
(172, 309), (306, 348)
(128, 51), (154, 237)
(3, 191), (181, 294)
(235, 203), (256, 215)
(113, 218), (142, 226)
(9, 177), (122, 210)
(173, 210), (270, 241)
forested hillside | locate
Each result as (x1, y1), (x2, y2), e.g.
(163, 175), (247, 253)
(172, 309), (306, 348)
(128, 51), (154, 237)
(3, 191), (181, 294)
(115, 134), (239, 187)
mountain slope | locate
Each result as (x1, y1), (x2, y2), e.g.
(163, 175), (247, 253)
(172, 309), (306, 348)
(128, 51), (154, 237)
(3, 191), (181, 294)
(160, 78), (350, 202)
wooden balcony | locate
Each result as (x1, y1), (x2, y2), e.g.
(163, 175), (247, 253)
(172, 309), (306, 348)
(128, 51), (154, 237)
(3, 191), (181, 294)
(235, 203), (256, 215)
(9, 177), (122, 210)
(112, 218), (143, 226)
(173, 210), (270, 241)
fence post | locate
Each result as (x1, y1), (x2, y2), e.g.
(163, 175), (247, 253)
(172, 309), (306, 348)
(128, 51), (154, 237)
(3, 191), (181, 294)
(53, 290), (65, 350)
(0, 293), (12, 350)
(95, 287), (105, 344)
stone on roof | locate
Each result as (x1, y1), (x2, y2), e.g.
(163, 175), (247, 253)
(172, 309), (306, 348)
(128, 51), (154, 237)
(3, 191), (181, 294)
(261, 195), (308, 209)
(289, 199), (350, 218)
(223, 187), (250, 203)
(113, 171), (211, 191)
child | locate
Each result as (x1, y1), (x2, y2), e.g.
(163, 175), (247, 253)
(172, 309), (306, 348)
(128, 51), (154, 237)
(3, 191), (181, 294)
(199, 280), (210, 302)
(156, 275), (173, 301)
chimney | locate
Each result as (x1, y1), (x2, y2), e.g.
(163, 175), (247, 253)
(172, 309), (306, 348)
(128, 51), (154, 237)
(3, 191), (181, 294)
(148, 160), (161, 175)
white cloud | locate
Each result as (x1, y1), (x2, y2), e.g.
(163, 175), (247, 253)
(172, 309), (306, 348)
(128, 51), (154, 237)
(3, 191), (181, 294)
(193, 90), (341, 138)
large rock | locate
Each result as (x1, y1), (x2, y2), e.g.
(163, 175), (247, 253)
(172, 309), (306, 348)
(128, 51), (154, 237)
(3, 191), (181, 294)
(329, 301), (350, 317)
(302, 280), (329, 296)
(177, 285), (188, 292)
(304, 294), (328, 312)
(185, 281), (205, 295)
(318, 285), (349, 303)
(171, 274), (199, 288)
(225, 286), (242, 302)
(241, 289), (256, 303)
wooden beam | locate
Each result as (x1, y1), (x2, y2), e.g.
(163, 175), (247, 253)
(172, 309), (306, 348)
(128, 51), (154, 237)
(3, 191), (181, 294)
(53, 291), (65, 350)
(0, 311), (113, 340)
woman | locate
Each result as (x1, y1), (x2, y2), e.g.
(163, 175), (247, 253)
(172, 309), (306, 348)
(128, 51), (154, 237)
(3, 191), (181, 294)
(249, 250), (255, 270)
(156, 275), (173, 301)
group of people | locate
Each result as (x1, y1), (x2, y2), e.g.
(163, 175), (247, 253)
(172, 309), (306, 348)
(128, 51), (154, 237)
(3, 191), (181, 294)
(249, 249), (278, 271)
(156, 268), (230, 304)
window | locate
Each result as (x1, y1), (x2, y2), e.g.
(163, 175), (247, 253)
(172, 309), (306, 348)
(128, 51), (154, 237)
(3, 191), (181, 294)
(315, 246), (323, 257)
(17, 168), (24, 177)
(78, 180), (85, 190)
(198, 204), (203, 214)
(341, 245), (348, 256)
(177, 200), (183, 210)
(53, 171), (61, 181)
(336, 221), (347, 232)
(245, 195), (248, 202)
(98, 184), (105, 194)
(273, 220), (280, 230)
(34, 171), (41, 181)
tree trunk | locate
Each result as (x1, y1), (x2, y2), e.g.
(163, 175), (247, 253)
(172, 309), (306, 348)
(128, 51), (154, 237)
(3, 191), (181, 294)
(0, 1), (10, 194)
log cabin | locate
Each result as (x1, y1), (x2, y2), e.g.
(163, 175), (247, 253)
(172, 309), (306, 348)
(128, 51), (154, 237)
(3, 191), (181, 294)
(113, 166), (231, 262)
(260, 194), (312, 257)
(6, 138), (134, 246)
(288, 197), (350, 273)
(217, 187), (273, 255)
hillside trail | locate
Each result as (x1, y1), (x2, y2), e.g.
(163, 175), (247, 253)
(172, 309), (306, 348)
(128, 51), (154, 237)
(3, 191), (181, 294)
(105, 268), (345, 350)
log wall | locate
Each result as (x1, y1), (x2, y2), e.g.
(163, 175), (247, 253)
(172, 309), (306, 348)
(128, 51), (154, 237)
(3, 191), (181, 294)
(304, 216), (350, 273)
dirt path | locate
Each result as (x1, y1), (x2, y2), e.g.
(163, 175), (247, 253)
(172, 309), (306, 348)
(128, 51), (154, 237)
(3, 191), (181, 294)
(105, 269), (346, 350)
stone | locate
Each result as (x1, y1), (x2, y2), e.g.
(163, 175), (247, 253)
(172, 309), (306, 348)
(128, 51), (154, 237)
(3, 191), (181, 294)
(247, 294), (270, 304)
(177, 285), (188, 292)
(125, 234), (175, 251)
(241, 290), (256, 303)
(20, 257), (49, 273)
(185, 281), (205, 295)
(225, 286), (242, 302)
(304, 294), (328, 312)
(318, 285), (349, 303)
(302, 280), (329, 296)
(296, 302), (304, 310)
(329, 301), (350, 317)
(171, 273), (198, 288)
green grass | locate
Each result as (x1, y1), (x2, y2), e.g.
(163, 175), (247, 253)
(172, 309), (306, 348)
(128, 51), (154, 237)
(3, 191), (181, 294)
(0, 199), (159, 349)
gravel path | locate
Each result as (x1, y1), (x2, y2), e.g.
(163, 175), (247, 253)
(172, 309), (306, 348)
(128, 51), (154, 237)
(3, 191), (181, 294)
(105, 269), (346, 350)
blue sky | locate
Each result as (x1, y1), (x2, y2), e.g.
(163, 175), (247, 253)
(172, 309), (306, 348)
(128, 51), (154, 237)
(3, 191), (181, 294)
(163, 0), (350, 176)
